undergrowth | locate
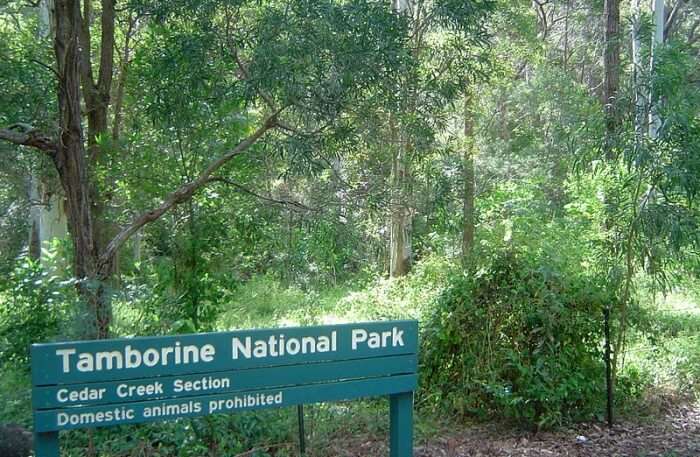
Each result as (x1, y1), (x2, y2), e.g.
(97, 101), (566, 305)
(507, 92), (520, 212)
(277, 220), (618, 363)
(1, 254), (698, 454)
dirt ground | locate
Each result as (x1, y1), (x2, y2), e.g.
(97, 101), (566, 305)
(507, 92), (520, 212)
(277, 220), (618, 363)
(325, 400), (700, 457)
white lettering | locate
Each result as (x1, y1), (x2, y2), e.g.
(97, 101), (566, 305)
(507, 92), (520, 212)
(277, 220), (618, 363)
(95, 351), (123, 370)
(392, 327), (405, 346)
(232, 333), (337, 360)
(200, 344), (215, 362)
(77, 353), (94, 372)
(351, 329), (367, 350)
(352, 328), (405, 350)
(56, 343), (215, 374)
(143, 349), (159, 367)
(125, 345), (141, 368)
(232, 337), (251, 359)
(56, 348), (76, 373)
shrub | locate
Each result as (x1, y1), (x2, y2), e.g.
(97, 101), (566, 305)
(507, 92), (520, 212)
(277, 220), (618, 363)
(0, 258), (73, 368)
(420, 247), (610, 429)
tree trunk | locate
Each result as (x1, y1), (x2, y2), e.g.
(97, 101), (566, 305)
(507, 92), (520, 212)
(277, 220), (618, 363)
(632, 0), (643, 139)
(462, 91), (475, 260)
(79, 0), (115, 157)
(390, 141), (412, 277)
(39, 0), (55, 38)
(112, 14), (137, 141)
(563, 0), (571, 71)
(392, 0), (409, 13)
(389, 0), (412, 278)
(603, 0), (620, 160)
(79, 0), (117, 279)
(54, 0), (109, 339)
(28, 174), (42, 261)
(28, 175), (68, 266)
(649, 0), (665, 139)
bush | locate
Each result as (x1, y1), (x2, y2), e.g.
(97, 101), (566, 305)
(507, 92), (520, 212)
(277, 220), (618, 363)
(420, 247), (610, 429)
(0, 258), (73, 368)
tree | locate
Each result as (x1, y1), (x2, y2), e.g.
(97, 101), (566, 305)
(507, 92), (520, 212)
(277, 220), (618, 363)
(462, 89), (475, 259)
(649, 0), (665, 138)
(0, 0), (409, 337)
(386, 0), (494, 276)
(603, 0), (620, 159)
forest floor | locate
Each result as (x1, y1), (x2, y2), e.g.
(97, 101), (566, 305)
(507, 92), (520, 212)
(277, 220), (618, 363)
(322, 398), (700, 457)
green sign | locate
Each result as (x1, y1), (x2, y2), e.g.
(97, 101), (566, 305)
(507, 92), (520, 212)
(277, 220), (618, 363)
(32, 320), (418, 456)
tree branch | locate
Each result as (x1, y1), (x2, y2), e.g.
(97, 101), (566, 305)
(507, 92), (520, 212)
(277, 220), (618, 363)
(206, 176), (316, 212)
(687, 18), (700, 46)
(96, 112), (280, 274)
(0, 124), (56, 154)
(664, 0), (687, 40)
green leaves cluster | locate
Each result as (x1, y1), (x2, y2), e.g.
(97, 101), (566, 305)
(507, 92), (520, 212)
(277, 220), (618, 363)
(421, 246), (611, 429)
(0, 259), (74, 367)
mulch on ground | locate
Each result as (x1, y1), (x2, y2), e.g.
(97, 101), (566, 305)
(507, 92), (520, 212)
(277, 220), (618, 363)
(324, 400), (700, 457)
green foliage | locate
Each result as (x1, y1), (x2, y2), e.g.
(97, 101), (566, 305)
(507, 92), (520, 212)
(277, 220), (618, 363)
(620, 289), (700, 401)
(0, 258), (73, 367)
(0, 368), (31, 428)
(421, 247), (610, 429)
(0, 0), (699, 451)
(60, 410), (298, 457)
(0, 6), (56, 129)
(337, 254), (455, 320)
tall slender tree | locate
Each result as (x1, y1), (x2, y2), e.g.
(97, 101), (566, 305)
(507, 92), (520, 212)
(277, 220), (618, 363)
(603, 0), (621, 159)
(462, 89), (475, 259)
(649, 0), (665, 138)
(389, 0), (412, 277)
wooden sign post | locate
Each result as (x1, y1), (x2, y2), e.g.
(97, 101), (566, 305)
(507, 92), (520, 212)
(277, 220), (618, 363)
(31, 320), (418, 456)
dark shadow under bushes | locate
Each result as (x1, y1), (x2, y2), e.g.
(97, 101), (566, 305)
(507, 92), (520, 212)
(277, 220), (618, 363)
(419, 247), (612, 430)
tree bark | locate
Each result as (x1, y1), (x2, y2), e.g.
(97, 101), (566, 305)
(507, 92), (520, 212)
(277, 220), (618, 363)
(388, 0), (412, 278)
(112, 14), (137, 141)
(462, 91), (475, 260)
(53, 0), (107, 338)
(78, 0), (115, 157)
(649, 0), (665, 139)
(603, 0), (620, 160)
(79, 0), (117, 279)
(632, 0), (643, 139)
(390, 140), (412, 277)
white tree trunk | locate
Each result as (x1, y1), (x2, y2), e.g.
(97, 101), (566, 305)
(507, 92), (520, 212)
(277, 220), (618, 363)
(393, 0), (409, 13)
(40, 188), (68, 252)
(649, 0), (665, 138)
(133, 229), (142, 264)
(632, 0), (644, 137)
(38, 0), (55, 38)
(27, 173), (68, 267)
(28, 175), (42, 260)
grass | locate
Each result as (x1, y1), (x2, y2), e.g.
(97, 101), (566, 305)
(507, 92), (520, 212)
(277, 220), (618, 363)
(216, 254), (454, 331)
(616, 288), (700, 420)
(216, 275), (352, 330)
